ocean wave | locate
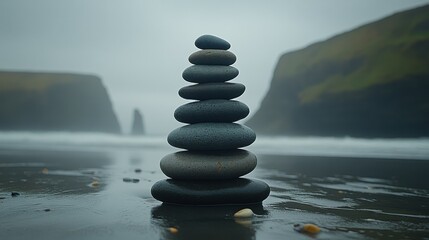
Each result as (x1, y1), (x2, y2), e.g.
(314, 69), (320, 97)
(252, 136), (429, 160)
(0, 131), (169, 150)
(0, 131), (428, 160)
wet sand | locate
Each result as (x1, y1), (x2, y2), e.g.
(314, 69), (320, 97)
(0, 147), (428, 240)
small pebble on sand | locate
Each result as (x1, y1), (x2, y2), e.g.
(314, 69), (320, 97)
(11, 192), (20, 197)
(294, 223), (321, 234)
(90, 180), (100, 187)
(233, 208), (254, 218)
(123, 178), (140, 183)
(168, 227), (178, 234)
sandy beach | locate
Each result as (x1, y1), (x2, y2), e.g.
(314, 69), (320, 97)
(0, 138), (428, 240)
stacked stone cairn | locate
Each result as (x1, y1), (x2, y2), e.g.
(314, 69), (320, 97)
(151, 35), (270, 205)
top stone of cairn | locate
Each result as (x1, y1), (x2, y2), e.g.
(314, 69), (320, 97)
(195, 35), (231, 50)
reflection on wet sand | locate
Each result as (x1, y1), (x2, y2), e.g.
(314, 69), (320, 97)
(0, 147), (428, 240)
(257, 154), (429, 239)
(258, 154), (429, 189)
(151, 204), (268, 240)
(0, 149), (112, 194)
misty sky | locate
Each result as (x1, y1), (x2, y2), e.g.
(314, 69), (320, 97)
(1, 0), (429, 135)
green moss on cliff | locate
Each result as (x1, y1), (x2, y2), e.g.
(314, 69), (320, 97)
(247, 5), (429, 137)
(0, 71), (121, 133)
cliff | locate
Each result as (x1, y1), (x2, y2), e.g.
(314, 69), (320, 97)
(0, 71), (121, 133)
(246, 5), (429, 138)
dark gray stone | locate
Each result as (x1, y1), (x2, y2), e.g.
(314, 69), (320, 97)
(160, 150), (257, 180)
(189, 50), (236, 66)
(167, 123), (256, 150)
(11, 192), (20, 197)
(151, 178), (270, 205)
(174, 100), (249, 124)
(195, 35), (231, 50)
(179, 83), (245, 100)
(182, 65), (239, 83)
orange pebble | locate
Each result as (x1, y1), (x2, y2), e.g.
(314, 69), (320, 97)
(168, 227), (178, 234)
(294, 223), (321, 234)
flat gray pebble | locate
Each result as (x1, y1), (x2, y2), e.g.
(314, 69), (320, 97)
(167, 123), (256, 150)
(160, 149), (257, 179)
(174, 99), (249, 124)
(151, 178), (270, 205)
(189, 49), (236, 65)
(179, 82), (245, 100)
(182, 65), (239, 83)
(195, 35), (231, 50)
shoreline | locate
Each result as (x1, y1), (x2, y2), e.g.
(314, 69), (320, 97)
(0, 146), (428, 239)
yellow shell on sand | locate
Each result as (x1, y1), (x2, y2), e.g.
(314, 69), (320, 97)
(233, 208), (254, 218)
(89, 180), (100, 188)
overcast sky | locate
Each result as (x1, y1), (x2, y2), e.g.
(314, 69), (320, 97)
(1, 0), (428, 135)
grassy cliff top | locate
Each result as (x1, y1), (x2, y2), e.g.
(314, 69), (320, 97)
(273, 4), (429, 103)
(0, 71), (102, 92)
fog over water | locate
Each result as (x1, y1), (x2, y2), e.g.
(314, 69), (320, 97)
(1, 132), (428, 160)
(1, 0), (429, 135)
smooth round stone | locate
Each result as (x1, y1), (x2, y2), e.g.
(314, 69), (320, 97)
(151, 178), (270, 205)
(160, 150), (257, 180)
(195, 35), (231, 50)
(174, 100), (249, 124)
(179, 83), (245, 100)
(189, 50), (236, 66)
(167, 123), (256, 150)
(182, 65), (239, 83)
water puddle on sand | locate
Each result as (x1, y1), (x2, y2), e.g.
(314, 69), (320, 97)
(255, 154), (429, 239)
(0, 149), (429, 240)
